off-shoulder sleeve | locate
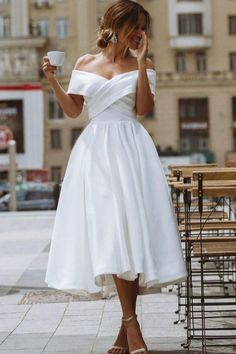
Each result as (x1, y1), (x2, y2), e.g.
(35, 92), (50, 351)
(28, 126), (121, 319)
(147, 70), (157, 98)
(67, 70), (92, 97)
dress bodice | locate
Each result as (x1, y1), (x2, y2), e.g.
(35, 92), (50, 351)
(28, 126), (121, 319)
(67, 69), (157, 121)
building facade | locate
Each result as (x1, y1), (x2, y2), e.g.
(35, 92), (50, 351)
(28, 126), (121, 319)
(139, 0), (236, 164)
(30, 0), (97, 182)
(0, 0), (236, 183)
(0, 0), (45, 172)
(0, 0), (97, 182)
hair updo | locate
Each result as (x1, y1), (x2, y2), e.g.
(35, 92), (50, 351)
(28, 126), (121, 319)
(96, 0), (150, 49)
(97, 28), (115, 49)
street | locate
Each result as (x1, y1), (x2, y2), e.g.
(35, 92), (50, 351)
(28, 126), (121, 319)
(0, 211), (190, 353)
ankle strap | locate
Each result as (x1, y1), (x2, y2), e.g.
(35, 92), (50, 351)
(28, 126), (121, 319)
(122, 314), (137, 322)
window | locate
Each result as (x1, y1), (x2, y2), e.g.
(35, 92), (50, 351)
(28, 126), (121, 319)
(229, 16), (236, 35)
(71, 128), (83, 148)
(180, 98), (208, 119)
(148, 17), (154, 38)
(181, 135), (208, 152)
(50, 129), (62, 149)
(196, 51), (207, 73)
(30, 21), (40, 36)
(48, 92), (64, 119)
(179, 98), (209, 152)
(56, 18), (69, 38)
(35, 0), (53, 6)
(38, 18), (49, 37)
(176, 52), (186, 73)
(0, 15), (11, 37)
(97, 15), (102, 26)
(233, 98), (236, 149)
(178, 14), (203, 35)
(233, 97), (236, 121)
(233, 97), (236, 126)
(230, 53), (236, 72)
(51, 166), (62, 183)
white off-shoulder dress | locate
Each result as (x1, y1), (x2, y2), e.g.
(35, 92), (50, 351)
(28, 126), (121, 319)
(45, 69), (187, 294)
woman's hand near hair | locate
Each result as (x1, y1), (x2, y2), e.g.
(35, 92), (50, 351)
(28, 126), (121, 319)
(135, 32), (155, 116)
(42, 56), (84, 119)
(136, 31), (149, 68)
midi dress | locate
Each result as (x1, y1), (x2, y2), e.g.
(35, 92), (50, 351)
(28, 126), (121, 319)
(45, 68), (187, 294)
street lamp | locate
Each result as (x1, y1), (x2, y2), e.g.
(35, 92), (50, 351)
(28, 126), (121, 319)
(8, 140), (17, 212)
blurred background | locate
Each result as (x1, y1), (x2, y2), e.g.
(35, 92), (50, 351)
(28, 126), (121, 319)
(0, 0), (236, 210)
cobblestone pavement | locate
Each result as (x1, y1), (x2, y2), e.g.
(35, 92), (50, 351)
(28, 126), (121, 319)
(0, 211), (229, 353)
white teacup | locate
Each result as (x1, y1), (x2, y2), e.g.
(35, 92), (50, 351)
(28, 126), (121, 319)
(47, 51), (65, 66)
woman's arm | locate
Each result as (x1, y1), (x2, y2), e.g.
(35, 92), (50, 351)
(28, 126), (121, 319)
(43, 56), (84, 119)
(135, 32), (155, 116)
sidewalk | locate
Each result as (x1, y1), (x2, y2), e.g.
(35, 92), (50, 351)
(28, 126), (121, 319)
(0, 211), (188, 354)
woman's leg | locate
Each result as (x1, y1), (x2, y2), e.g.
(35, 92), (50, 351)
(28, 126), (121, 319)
(112, 275), (148, 354)
(108, 275), (139, 353)
(113, 274), (139, 316)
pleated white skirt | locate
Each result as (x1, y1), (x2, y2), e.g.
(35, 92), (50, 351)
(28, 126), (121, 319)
(45, 113), (187, 294)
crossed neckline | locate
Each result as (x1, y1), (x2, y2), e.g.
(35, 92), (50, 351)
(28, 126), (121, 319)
(73, 68), (156, 82)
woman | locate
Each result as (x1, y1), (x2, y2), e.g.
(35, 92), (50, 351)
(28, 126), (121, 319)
(43, 1), (187, 353)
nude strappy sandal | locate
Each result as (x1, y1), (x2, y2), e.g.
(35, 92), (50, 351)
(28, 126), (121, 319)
(107, 317), (129, 354)
(107, 345), (129, 354)
(123, 315), (148, 354)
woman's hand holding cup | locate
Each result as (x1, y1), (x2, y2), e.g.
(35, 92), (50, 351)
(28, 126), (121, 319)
(43, 51), (65, 80)
(42, 56), (57, 79)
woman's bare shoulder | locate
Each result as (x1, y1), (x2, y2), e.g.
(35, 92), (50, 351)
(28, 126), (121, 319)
(74, 54), (98, 70)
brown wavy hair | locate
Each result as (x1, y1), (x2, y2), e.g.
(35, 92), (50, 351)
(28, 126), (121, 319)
(97, 0), (151, 49)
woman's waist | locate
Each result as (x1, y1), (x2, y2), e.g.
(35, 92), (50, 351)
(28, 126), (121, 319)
(89, 108), (137, 124)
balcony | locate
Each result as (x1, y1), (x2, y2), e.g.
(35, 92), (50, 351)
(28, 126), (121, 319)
(168, 0), (212, 49)
(170, 35), (212, 49)
(34, 0), (54, 8)
(0, 36), (46, 82)
(157, 71), (236, 86)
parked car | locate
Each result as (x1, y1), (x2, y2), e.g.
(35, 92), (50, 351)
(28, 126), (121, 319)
(0, 182), (9, 197)
(0, 182), (58, 211)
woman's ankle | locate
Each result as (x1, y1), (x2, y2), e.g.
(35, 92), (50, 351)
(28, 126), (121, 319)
(123, 315), (148, 352)
(122, 314), (139, 329)
(122, 314), (137, 321)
